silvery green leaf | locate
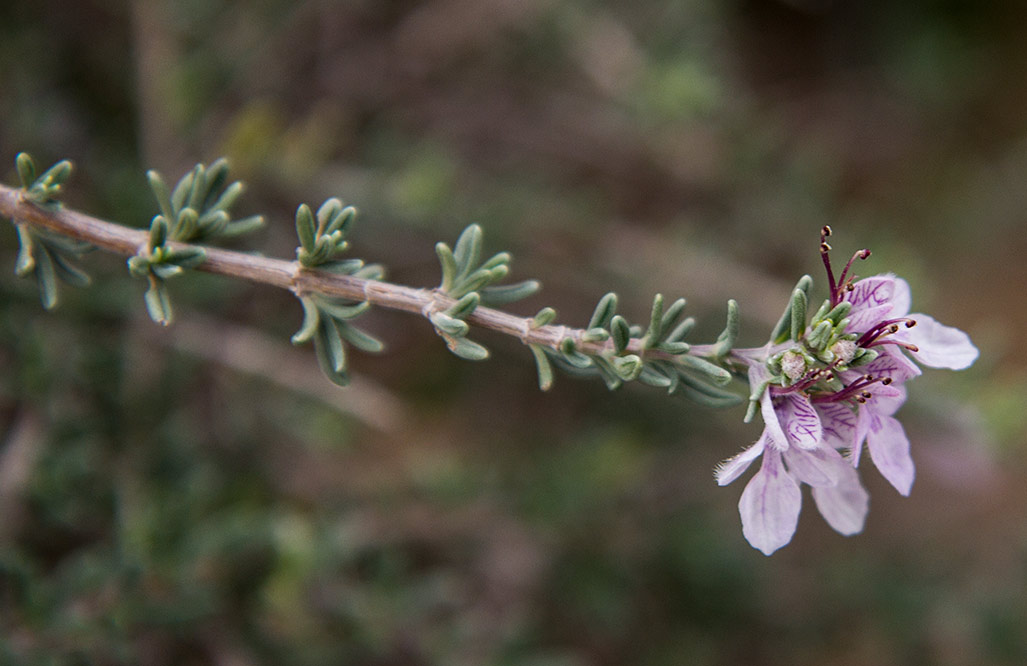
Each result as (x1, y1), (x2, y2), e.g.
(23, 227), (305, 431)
(480, 279), (541, 306)
(317, 198), (344, 234)
(207, 180), (243, 213)
(588, 292), (618, 329)
(16, 153), (36, 188)
(152, 263), (183, 280)
(529, 344), (554, 391)
(452, 224), (482, 278)
(790, 288), (808, 341)
(291, 296), (321, 344)
(446, 292), (480, 319)
(430, 311), (469, 337)
(581, 327), (610, 343)
(220, 215), (264, 238)
(712, 299), (739, 357)
(480, 251), (511, 271)
(611, 315), (631, 353)
(166, 246), (207, 269)
(531, 307), (557, 327)
(446, 334), (489, 361)
(659, 298), (687, 338)
(676, 371), (742, 405)
(646, 293), (664, 342)
(197, 209), (229, 238)
(666, 316), (695, 343)
(771, 275), (814, 344)
(656, 341), (690, 355)
(127, 255), (151, 277)
(14, 225), (36, 276)
(316, 297), (370, 321)
(319, 317), (347, 373)
(337, 321), (384, 353)
(435, 242), (457, 292)
(203, 158), (230, 203)
(825, 301), (853, 325)
(638, 364), (673, 388)
(559, 338), (593, 368)
(173, 207), (199, 241)
(295, 204), (317, 253)
(144, 276), (173, 326)
(676, 354), (732, 385)
(313, 327), (349, 386)
(169, 167), (196, 214)
(591, 357), (623, 390)
(611, 354), (642, 381)
(35, 246), (58, 310)
(148, 216), (168, 250)
(674, 378), (744, 408)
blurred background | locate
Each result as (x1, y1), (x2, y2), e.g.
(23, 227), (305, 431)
(1, 1), (1025, 664)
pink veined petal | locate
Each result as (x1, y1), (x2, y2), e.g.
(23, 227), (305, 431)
(811, 456), (869, 536)
(866, 413), (915, 496)
(845, 274), (895, 312)
(778, 393), (822, 450)
(817, 402), (858, 450)
(865, 383), (907, 418)
(739, 450), (801, 556)
(847, 304), (893, 335)
(756, 378), (789, 452)
(900, 313), (979, 370)
(715, 433), (767, 486)
(783, 446), (839, 487)
(860, 349), (922, 383)
(890, 276), (912, 317)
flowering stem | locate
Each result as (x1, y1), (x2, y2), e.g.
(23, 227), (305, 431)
(0, 183), (730, 366)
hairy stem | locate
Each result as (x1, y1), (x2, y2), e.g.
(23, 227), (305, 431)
(0, 183), (727, 365)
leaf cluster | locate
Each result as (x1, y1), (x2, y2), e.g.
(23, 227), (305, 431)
(531, 293), (743, 407)
(430, 224), (540, 361)
(291, 199), (385, 385)
(8, 154), (91, 309)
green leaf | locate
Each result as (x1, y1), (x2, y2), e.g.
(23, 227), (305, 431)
(480, 279), (541, 306)
(14, 225), (36, 277)
(143, 276), (173, 326)
(435, 242), (457, 292)
(148, 216), (168, 251)
(165, 246), (207, 269)
(676, 354), (732, 385)
(151, 263), (183, 280)
(446, 334), (489, 361)
(291, 296), (321, 344)
(659, 298), (687, 338)
(676, 371), (742, 405)
(147, 170), (175, 223)
(337, 321), (384, 353)
(610, 315), (631, 353)
(480, 251), (511, 271)
(712, 299), (739, 357)
(638, 364), (673, 388)
(452, 224), (483, 278)
(295, 204), (316, 253)
(430, 311), (470, 337)
(771, 274), (813, 344)
(531, 307), (557, 328)
(790, 288), (808, 341)
(445, 292), (480, 319)
(16, 153), (35, 188)
(588, 292), (618, 329)
(665, 316), (695, 343)
(529, 344), (554, 391)
(319, 317), (347, 373)
(35, 246), (58, 310)
(316, 297), (371, 321)
(646, 293), (664, 343)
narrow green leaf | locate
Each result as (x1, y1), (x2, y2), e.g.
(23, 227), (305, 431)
(312, 331), (350, 387)
(581, 327), (610, 343)
(559, 338), (593, 368)
(610, 315), (631, 353)
(480, 279), (541, 306)
(771, 275), (814, 344)
(638, 364), (673, 388)
(529, 344), (554, 391)
(676, 354), (732, 385)
(14, 225), (36, 276)
(588, 292), (618, 330)
(646, 293), (664, 343)
(49, 249), (90, 287)
(319, 317), (347, 373)
(611, 354), (643, 381)
(656, 341), (690, 355)
(151, 263), (183, 280)
(35, 246), (59, 310)
(291, 296), (321, 344)
(677, 371), (742, 405)
(435, 242), (457, 292)
(166, 246), (207, 269)
(16, 153), (35, 189)
(316, 297), (371, 321)
(220, 215), (264, 238)
(337, 321), (384, 353)
(531, 307), (557, 328)
(480, 251), (511, 271)
(207, 180), (243, 213)
(790, 288), (808, 341)
(172, 207), (199, 241)
(143, 276), (172, 325)
(659, 298), (687, 338)
(317, 198), (344, 234)
(666, 316), (695, 343)
(446, 292), (481, 319)
(712, 299), (739, 357)
(430, 311), (470, 337)
(452, 224), (482, 278)
(446, 334), (489, 361)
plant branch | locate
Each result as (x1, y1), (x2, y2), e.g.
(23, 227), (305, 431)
(0, 183), (728, 366)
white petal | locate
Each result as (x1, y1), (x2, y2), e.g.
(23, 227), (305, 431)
(844, 275), (896, 331)
(783, 446), (838, 487)
(902, 313), (979, 370)
(758, 380), (789, 452)
(739, 450), (801, 555)
(779, 393), (822, 450)
(811, 458), (869, 535)
(867, 413), (915, 496)
(890, 276), (912, 317)
(715, 434), (767, 486)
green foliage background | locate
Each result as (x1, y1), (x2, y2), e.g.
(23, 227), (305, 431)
(2, 1), (1025, 664)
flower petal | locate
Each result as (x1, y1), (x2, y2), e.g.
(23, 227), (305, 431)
(890, 277), (912, 317)
(866, 413), (915, 496)
(817, 402), (858, 450)
(715, 433), (767, 486)
(811, 457), (869, 535)
(901, 313), (979, 370)
(783, 446), (838, 487)
(778, 393), (822, 450)
(754, 372), (788, 452)
(845, 274), (896, 331)
(739, 450), (801, 555)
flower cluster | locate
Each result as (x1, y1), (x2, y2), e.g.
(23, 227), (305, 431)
(716, 228), (978, 555)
